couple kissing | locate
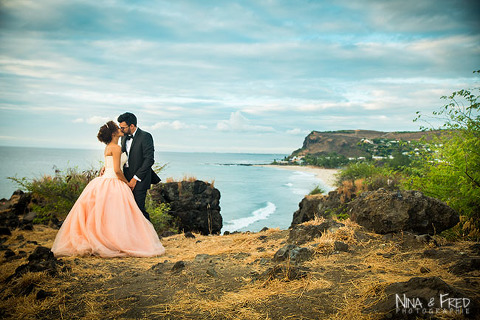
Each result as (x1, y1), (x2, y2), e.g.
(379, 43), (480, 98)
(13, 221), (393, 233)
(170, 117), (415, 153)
(51, 112), (165, 258)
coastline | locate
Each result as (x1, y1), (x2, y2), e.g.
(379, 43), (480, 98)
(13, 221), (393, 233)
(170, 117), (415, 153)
(257, 165), (339, 189)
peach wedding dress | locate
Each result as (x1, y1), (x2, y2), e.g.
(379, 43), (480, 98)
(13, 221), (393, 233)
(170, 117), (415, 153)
(51, 153), (165, 258)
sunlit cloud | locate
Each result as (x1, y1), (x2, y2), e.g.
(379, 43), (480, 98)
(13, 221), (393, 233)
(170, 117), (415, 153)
(216, 111), (275, 132)
(147, 121), (208, 131)
(82, 116), (111, 125)
(286, 128), (309, 135)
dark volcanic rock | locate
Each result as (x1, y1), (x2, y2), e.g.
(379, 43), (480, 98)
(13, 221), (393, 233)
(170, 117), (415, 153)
(160, 231), (176, 238)
(256, 265), (309, 282)
(4, 248), (16, 259)
(0, 226), (11, 236)
(206, 266), (218, 278)
(36, 289), (54, 300)
(291, 189), (355, 227)
(0, 190), (34, 232)
(171, 261), (186, 273)
(149, 180), (222, 235)
(7, 246), (66, 281)
(333, 241), (349, 252)
(448, 258), (480, 275)
(365, 277), (477, 319)
(1, 190), (31, 216)
(288, 219), (345, 245)
(348, 189), (459, 235)
(22, 211), (37, 224)
(273, 244), (314, 264)
(184, 231), (196, 239)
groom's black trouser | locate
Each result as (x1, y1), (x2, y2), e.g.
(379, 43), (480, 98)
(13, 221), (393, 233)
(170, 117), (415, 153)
(133, 188), (150, 221)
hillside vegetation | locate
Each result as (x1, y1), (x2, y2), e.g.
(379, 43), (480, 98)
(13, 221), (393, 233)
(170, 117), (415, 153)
(291, 129), (445, 159)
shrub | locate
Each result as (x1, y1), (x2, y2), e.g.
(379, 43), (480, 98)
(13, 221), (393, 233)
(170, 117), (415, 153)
(411, 73), (480, 219)
(309, 185), (326, 195)
(335, 162), (401, 191)
(409, 72), (480, 240)
(145, 193), (178, 234)
(8, 167), (98, 223)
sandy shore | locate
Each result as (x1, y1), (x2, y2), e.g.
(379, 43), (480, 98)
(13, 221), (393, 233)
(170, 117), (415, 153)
(257, 165), (339, 189)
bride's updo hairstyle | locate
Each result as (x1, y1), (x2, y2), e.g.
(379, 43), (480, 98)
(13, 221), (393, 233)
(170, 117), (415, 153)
(97, 121), (118, 144)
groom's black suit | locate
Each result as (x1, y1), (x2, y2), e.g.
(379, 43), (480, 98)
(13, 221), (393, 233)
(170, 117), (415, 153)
(121, 128), (160, 221)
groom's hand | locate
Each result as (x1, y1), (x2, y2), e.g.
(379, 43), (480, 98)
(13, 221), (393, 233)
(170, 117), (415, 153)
(128, 178), (137, 190)
(99, 166), (105, 176)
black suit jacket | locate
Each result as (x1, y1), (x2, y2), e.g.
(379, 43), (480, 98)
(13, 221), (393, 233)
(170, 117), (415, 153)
(121, 128), (160, 190)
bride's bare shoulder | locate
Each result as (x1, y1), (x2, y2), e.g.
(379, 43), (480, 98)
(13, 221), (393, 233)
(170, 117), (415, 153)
(105, 144), (121, 156)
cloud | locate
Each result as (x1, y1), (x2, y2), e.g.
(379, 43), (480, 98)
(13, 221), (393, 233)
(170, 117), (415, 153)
(148, 121), (207, 131)
(0, 0), (479, 152)
(216, 111), (275, 132)
(286, 128), (309, 135)
(74, 116), (111, 125)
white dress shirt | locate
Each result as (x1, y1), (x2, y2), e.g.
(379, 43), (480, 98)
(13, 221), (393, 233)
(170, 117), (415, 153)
(126, 128), (141, 182)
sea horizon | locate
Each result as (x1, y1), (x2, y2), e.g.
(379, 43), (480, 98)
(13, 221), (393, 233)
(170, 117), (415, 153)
(0, 144), (292, 155)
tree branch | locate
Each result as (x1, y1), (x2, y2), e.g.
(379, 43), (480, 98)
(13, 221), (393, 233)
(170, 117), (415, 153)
(465, 154), (480, 188)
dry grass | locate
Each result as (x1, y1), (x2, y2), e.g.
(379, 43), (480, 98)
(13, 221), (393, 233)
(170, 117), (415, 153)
(181, 175), (197, 182)
(163, 177), (215, 186)
(1, 220), (478, 319)
(0, 271), (69, 320)
(151, 273), (332, 319)
(160, 228), (285, 265)
(335, 179), (367, 203)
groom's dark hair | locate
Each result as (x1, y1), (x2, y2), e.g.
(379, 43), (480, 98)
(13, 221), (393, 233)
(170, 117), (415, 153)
(118, 112), (137, 126)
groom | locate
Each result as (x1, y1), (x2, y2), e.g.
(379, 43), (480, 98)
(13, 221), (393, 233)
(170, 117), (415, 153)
(118, 112), (160, 221)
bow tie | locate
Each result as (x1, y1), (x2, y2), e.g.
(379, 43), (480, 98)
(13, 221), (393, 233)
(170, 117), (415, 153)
(125, 135), (133, 141)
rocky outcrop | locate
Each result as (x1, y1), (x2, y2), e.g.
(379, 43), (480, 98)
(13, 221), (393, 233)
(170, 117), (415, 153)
(0, 190), (33, 233)
(6, 246), (68, 282)
(291, 189), (355, 227)
(365, 277), (477, 318)
(288, 219), (345, 245)
(273, 244), (314, 264)
(348, 189), (459, 235)
(254, 265), (309, 282)
(149, 180), (222, 235)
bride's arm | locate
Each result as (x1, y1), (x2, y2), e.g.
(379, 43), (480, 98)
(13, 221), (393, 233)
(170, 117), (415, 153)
(112, 146), (129, 184)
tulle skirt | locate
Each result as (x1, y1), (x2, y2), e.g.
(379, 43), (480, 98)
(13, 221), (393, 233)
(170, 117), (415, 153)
(51, 176), (165, 258)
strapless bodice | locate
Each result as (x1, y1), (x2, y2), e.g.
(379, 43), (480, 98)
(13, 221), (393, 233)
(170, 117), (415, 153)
(103, 153), (128, 178)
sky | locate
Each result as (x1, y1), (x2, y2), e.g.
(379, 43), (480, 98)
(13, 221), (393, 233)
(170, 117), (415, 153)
(0, 0), (479, 153)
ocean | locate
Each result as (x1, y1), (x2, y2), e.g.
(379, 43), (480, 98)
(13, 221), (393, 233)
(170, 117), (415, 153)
(0, 146), (332, 232)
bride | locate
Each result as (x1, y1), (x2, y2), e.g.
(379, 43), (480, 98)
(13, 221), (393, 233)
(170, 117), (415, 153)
(51, 121), (165, 258)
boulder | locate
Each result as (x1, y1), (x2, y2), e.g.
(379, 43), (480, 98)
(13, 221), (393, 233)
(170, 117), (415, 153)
(0, 190), (33, 232)
(149, 180), (222, 235)
(288, 219), (345, 245)
(255, 265), (309, 282)
(0, 226), (11, 236)
(365, 277), (477, 318)
(348, 189), (459, 235)
(273, 244), (314, 263)
(7, 246), (67, 281)
(333, 241), (349, 252)
(448, 258), (480, 275)
(1, 190), (31, 215)
(171, 261), (186, 273)
(273, 244), (314, 264)
(291, 187), (357, 227)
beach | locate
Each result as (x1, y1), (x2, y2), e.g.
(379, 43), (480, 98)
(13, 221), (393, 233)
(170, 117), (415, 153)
(258, 165), (339, 189)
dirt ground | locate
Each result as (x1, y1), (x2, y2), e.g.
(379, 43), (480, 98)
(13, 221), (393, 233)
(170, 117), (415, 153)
(0, 220), (479, 320)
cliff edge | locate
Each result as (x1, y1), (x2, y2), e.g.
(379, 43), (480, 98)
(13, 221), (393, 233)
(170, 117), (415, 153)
(291, 129), (444, 158)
